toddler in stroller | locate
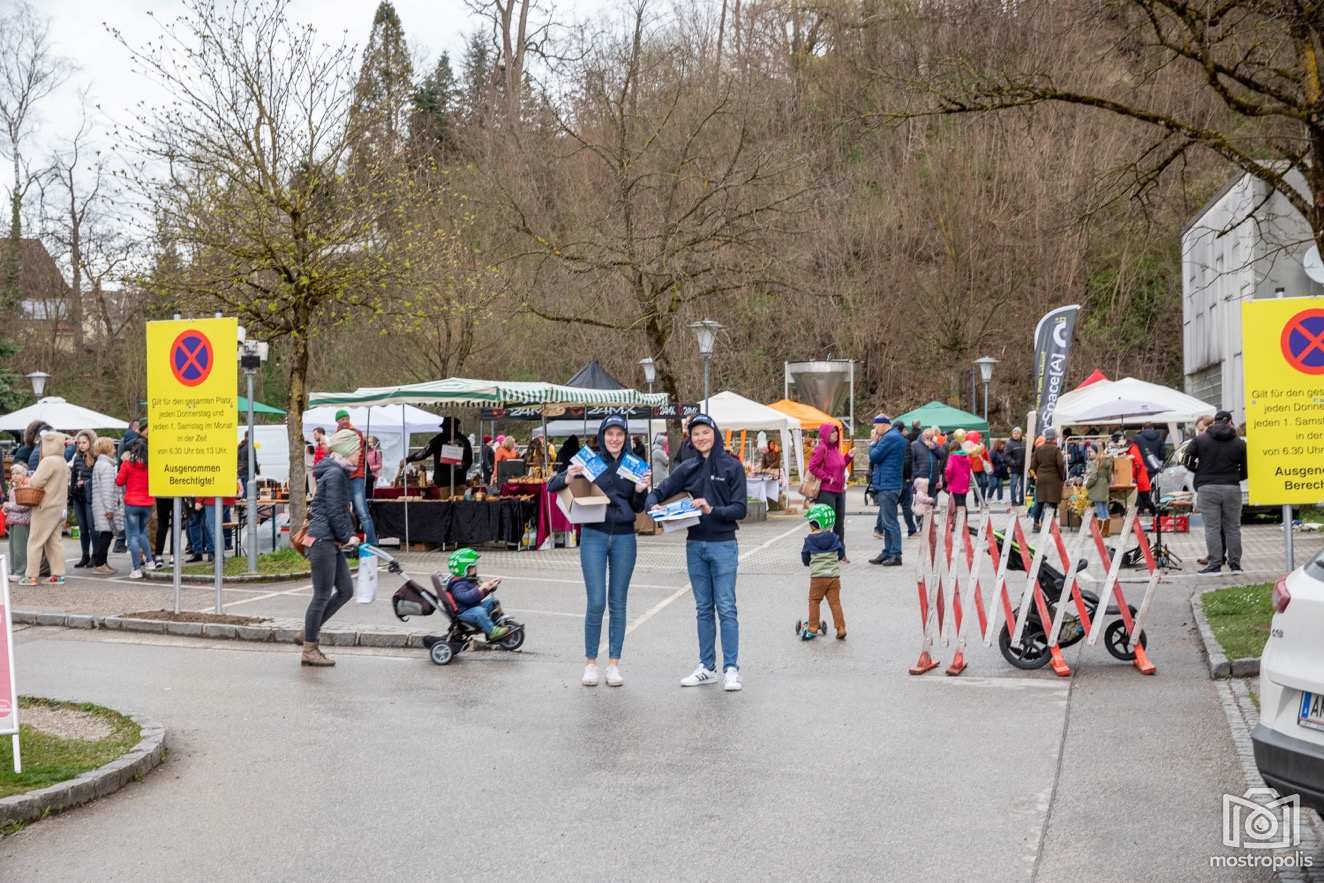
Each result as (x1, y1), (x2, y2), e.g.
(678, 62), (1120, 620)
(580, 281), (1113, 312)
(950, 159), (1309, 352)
(387, 546), (526, 665)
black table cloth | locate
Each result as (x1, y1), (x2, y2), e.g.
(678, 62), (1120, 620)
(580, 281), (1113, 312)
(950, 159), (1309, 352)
(369, 499), (533, 547)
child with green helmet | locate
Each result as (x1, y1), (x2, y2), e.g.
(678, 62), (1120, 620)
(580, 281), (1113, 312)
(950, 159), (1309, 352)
(799, 503), (846, 640)
(446, 548), (510, 641)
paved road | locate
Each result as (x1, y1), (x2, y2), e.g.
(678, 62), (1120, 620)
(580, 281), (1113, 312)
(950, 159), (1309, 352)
(0, 508), (1284, 881)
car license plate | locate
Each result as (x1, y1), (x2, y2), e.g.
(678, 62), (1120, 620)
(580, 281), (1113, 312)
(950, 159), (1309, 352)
(1299, 692), (1324, 732)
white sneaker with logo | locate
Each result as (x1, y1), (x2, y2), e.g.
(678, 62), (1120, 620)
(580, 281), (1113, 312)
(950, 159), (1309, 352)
(723, 668), (742, 692)
(605, 664), (623, 687)
(582, 664), (600, 687)
(680, 666), (718, 687)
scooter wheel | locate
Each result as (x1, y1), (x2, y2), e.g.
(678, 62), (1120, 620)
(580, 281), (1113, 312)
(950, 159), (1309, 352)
(998, 623), (1052, 670)
(818, 622), (827, 635)
(498, 627), (525, 651)
(794, 620), (804, 635)
(429, 641), (455, 665)
(1104, 618), (1147, 661)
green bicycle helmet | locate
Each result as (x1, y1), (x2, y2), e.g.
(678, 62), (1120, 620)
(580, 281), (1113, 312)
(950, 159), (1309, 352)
(448, 547), (480, 577)
(805, 503), (836, 531)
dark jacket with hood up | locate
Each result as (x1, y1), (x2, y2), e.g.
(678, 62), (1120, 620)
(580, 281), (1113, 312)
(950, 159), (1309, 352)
(547, 416), (646, 535)
(1184, 422), (1247, 489)
(408, 417), (472, 488)
(1134, 427), (1166, 473)
(645, 415), (747, 542)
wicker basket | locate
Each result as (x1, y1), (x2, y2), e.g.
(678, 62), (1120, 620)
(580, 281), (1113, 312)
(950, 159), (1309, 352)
(13, 487), (44, 507)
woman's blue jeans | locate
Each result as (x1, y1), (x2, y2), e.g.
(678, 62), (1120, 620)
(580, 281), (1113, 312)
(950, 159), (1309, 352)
(579, 527), (636, 660)
(686, 539), (739, 672)
(124, 505), (154, 570)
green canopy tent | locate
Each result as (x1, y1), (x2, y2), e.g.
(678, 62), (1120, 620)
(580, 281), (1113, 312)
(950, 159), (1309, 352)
(893, 401), (989, 435)
(238, 396), (285, 418)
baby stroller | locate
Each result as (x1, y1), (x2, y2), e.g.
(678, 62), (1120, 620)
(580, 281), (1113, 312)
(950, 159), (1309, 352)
(374, 546), (527, 666)
(979, 528), (1148, 670)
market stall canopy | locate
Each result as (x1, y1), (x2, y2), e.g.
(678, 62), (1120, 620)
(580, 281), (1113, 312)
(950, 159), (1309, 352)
(238, 395), (286, 417)
(0, 397), (128, 432)
(565, 360), (626, 390)
(302, 404), (444, 435)
(767, 399), (843, 434)
(1073, 369), (1110, 391)
(892, 401), (989, 435)
(1051, 377), (1216, 427)
(703, 390), (801, 480)
(310, 378), (667, 409)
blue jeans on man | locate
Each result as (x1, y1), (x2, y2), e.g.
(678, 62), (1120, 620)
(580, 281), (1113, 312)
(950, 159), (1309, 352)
(1010, 474), (1024, 506)
(579, 527), (636, 660)
(899, 482), (916, 534)
(349, 476), (378, 547)
(458, 597), (499, 634)
(686, 540), (739, 672)
(876, 489), (901, 560)
(201, 505), (232, 556)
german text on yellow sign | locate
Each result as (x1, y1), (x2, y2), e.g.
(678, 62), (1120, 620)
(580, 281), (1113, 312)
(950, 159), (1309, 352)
(1242, 297), (1324, 505)
(146, 318), (238, 497)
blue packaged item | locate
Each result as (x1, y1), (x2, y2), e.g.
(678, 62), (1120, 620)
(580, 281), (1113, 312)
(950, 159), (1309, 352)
(617, 453), (648, 485)
(572, 447), (608, 481)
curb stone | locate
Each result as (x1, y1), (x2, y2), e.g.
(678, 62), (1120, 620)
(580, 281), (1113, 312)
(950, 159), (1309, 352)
(1189, 586), (1260, 679)
(12, 609), (434, 650)
(0, 712), (166, 828)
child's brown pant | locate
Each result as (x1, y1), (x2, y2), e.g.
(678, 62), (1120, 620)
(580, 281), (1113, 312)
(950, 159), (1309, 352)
(808, 576), (844, 633)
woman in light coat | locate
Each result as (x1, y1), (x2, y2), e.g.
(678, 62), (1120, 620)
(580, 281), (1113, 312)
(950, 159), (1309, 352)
(91, 437), (123, 574)
(22, 431), (70, 585)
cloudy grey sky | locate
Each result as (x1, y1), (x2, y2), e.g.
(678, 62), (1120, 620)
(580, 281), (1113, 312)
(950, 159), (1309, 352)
(29, 0), (615, 155)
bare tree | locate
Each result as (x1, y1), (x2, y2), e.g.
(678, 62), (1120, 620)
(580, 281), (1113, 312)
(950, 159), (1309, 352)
(465, 0), (553, 133)
(0, 0), (68, 308)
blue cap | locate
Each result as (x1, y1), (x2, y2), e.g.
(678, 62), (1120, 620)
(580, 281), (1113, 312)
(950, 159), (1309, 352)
(688, 414), (719, 434)
(873, 414), (892, 424)
(600, 415), (629, 433)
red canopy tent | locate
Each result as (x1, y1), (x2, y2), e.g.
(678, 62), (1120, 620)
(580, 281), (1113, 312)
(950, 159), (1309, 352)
(1073, 369), (1109, 391)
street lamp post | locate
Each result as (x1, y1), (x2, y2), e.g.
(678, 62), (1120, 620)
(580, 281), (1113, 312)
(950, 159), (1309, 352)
(24, 371), (50, 398)
(974, 356), (999, 422)
(688, 319), (722, 414)
(639, 357), (657, 489)
(238, 330), (269, 575)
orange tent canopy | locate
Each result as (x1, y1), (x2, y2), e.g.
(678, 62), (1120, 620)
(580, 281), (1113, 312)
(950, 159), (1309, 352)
(767, 399), (843, 434)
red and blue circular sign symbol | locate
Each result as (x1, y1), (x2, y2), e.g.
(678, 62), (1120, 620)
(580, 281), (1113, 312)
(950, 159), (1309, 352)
(1281, 308), (1324, 375)
(170, 329), (214, 387)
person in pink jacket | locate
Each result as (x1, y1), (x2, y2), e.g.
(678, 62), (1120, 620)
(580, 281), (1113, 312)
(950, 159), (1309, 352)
(943, 448), (973, 510)
(808, 422), (850, 561)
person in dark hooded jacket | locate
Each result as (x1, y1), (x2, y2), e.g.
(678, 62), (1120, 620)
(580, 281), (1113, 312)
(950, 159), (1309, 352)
(547, 415), (649, 687)
(553, 434), (581, 474)
(1184, 411), (1248, 573)
(407, 417), (473, 490)
(1134, 423), (1166, 476)
(645, 414), (748, 692)
(300, 442), (360, 666)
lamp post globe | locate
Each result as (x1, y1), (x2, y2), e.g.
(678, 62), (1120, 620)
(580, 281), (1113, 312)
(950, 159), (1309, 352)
(25, 371), (50, 398)
(688, 319), (723, 412)
(973, 356), (999, 421)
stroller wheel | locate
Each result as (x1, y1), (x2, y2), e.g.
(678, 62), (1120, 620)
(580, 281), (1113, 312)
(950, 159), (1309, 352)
(429, 641), (455, 665)
(498, 626), (525, 651)
(998, 623), (1052, 670)
(1104, 616), (1147, 661)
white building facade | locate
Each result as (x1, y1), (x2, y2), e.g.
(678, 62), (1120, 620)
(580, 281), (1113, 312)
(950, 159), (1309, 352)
(1181, 168), (1324, 424)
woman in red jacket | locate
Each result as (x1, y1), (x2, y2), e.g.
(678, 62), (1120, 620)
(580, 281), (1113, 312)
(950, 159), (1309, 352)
(116, 439), (157, 578)
(1123, 433), (1155, 515)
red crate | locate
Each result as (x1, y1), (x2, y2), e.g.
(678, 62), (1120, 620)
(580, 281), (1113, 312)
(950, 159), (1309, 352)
(1153, 515), (1189, 533)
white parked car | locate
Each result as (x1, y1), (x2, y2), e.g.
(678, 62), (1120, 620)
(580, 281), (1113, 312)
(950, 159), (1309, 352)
(1254, 549), (1324, 812)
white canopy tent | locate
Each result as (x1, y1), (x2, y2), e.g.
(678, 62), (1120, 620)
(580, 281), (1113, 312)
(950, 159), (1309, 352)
(0, 397), (128, 432)
(703, 390), (803, 479)
(1053, 378), (1216, 426)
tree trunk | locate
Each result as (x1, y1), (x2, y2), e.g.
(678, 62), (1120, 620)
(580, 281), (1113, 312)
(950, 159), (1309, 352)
(68, 189), (83, 353)
(286, 330), (311, 529)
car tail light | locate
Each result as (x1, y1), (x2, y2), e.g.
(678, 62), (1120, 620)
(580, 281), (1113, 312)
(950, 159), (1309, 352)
(1272, 577), (1291, 614)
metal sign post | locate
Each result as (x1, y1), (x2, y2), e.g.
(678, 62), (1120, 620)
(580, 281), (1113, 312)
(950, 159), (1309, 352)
(214, 498), (224, 613)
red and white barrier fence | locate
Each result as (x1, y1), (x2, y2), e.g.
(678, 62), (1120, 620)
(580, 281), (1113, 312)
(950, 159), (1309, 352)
(908, 499), (1160, 678)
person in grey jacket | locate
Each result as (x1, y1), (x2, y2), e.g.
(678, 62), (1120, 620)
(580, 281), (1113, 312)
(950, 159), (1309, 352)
(90, 438), (123, 574)
(301, 446), (360, 667)
(650, 432), (671, 486)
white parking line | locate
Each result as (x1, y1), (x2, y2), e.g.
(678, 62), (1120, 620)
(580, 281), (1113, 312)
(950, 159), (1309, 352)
(201, 583), (312, 611)
(624, 521), (806, 636)
(487, 573), (682, 591)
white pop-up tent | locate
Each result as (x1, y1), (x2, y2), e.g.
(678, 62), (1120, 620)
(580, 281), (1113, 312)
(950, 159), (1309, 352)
(303, 404), (447, 484)
(703, 390), (803, 479)
(0, 397), (128, 432)
(1053, 377), (1216, 427)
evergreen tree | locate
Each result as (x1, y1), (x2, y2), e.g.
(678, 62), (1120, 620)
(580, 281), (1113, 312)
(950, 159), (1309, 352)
(347, 2), (413, 180)
(409, 53), (459, 161)
(460, 33), (494, 130)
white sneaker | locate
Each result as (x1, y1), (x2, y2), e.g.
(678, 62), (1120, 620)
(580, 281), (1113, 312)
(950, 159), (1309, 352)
(723, 668), (742, 692)
(582, 664), (600, 687)
(128, 570), (144, 580)
(605, 664), (623, 687)
(680, 666), (718, 687)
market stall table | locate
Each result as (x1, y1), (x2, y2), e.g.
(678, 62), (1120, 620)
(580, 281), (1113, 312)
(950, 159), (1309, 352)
(369, 497), (533, 548)
(746, 474), (782, 506)
(500, 480), (574, 549)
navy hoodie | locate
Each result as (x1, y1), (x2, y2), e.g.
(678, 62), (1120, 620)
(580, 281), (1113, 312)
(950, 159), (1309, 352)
(547, 415), (646, 535)
(645, 415), (747, 542)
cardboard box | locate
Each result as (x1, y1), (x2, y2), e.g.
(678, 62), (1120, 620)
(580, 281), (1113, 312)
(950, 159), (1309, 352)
(1109, 456), (1134, 490)
(651, 492), (700, 533)
(634, 510), (658, 535)
(555, 476), (610, 524)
